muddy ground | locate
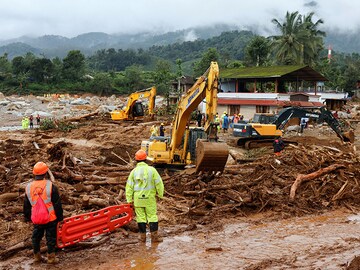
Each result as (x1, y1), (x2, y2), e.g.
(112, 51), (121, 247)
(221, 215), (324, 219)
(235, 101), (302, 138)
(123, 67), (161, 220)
(0, 101), (360, 269)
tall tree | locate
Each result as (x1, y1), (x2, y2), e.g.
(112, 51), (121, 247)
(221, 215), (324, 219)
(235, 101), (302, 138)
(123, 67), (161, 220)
(153, 60), (173, 95)
(29, 58), (53, 82)
(271, 11), (325, 66)
(62, 50), (86, 81)
(245, 36), (271, 66)
(193, 48), (219, 77)
(123, 65), (145, 91)
(0, 53), (11, 74)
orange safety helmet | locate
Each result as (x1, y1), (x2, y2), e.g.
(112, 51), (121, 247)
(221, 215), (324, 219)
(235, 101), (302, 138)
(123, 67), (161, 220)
(135, 150), (147, 161)
(33, 161), (49, 175)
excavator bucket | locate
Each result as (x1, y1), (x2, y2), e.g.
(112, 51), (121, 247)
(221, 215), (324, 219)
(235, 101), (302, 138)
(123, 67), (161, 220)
(196, 140), (229, 173)
(342, 130), (355, 143)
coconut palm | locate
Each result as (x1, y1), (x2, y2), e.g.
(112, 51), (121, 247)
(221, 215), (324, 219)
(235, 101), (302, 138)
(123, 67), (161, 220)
(271, 11), (325, 66)
(301, 12), (326, 65)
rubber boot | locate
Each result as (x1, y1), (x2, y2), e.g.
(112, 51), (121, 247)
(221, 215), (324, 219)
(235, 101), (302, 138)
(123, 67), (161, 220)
(138, 233), (146, 243)
(150, 231), (163, 243)
(138, 222), (147, 243)
(47, 253), (59, 264)
(33, 252), (42, 263)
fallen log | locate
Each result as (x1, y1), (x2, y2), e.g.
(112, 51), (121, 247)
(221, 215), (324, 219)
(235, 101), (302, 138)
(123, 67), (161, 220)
(79, 165), (132, 172)
(0, 193), (19, 205)
(63, 111), (99, 122)
(82, 195), (108, 208)
(74, 183), (94, 192)
(290, 164), (346, 200)
(0, 238), (32, 260)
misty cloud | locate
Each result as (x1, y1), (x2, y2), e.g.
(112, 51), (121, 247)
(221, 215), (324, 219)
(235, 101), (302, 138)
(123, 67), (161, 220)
(0, 0), (359, 40)
(304, 1), (318, 7)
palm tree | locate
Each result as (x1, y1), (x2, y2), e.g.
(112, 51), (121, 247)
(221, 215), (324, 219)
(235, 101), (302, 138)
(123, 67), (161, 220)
(301, 12), (326, 66)
(271, 11), (325, 66)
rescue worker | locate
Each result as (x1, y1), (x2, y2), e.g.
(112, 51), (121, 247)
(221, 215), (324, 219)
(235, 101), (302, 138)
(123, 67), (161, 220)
(196, 110), (202, 127)
(126, 150), (164, 243)
(220, 111), (227, 129)
(273, 137), (285, 156)
(22, 117), (27, 129)
(29, 115), (34, 129)
(24, 162), (63, 264)
(214, 113), (220, 131)
(36, 114), (41, 126)
(150, 124), (159, 137)
(222, 113), (229, 133)
(159, 123), (165, 136)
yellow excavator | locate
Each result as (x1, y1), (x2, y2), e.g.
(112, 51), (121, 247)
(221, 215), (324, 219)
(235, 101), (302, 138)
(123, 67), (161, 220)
(110, 86), (156, 121)
(141, 62), (229, 173)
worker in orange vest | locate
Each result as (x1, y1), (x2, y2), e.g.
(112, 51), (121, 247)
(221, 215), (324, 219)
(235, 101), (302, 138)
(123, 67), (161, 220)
(24, 162), (63, 264)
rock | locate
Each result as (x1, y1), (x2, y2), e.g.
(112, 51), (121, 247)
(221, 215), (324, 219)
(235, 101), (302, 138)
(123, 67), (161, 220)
(286, 125), (301, 133)
(70, 98), (90, 105)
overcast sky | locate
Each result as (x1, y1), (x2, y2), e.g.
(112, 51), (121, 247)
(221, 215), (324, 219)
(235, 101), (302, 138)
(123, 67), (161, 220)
(0, 0), (359, 40)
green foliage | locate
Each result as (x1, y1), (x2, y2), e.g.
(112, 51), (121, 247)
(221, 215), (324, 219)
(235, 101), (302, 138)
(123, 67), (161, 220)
(270, 11), (325, 66)
(62, 50), (86, 81)
(193, 48), (219, 77)
(30, 58), (54, 82)
(121, 65), (146, 92)
(316, 52), (360, 92)
(0, 53), (11, 73)
(56, 121), (77, 132)
(244, 36), (271, 66)
(40, 118), (76, 132)
(153, 60), (173, 91)
(87, 48), (151, 71)
(39, 118), (57, 130)
(84, 73), (113, 96)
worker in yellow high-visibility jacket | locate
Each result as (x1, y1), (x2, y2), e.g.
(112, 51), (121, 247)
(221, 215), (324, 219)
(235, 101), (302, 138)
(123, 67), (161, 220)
(126, 150), (164, 243)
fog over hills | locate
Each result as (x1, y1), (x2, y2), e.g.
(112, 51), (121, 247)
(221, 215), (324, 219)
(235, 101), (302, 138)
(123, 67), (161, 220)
(0, 24), (359, 59)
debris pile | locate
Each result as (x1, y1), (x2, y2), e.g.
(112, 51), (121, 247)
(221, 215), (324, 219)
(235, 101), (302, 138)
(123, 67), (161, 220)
(162, 142), (360, 223)
(0, 114), (358, 259)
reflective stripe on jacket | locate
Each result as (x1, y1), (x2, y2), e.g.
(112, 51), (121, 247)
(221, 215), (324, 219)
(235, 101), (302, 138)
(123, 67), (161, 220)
(125, 162), (164, 207)
(25, 179), (57, 222)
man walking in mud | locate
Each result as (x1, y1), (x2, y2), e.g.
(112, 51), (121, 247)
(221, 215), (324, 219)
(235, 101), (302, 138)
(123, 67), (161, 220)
(126, 150), (164, 243)
(24, 162), (63, 264)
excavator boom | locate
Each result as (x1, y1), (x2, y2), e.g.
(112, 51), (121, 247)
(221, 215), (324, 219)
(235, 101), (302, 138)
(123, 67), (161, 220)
(142, 62), (228, 173)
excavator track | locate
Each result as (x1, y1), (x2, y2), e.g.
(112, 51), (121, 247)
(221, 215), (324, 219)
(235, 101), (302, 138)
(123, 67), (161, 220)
(195, 140), (229, 173)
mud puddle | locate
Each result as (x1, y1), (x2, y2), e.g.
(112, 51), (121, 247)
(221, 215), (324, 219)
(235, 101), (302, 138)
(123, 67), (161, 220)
(43, 209), (360, 270)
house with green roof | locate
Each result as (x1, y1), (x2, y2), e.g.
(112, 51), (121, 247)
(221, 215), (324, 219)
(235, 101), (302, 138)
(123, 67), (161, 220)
(212, 65), (347, 120)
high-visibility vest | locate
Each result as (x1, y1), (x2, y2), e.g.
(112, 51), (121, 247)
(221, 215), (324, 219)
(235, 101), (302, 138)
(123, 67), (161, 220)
(26, 179), (57, 222)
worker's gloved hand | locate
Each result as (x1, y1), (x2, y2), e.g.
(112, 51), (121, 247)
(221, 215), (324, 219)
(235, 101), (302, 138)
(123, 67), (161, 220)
(128, 202), (134, 209)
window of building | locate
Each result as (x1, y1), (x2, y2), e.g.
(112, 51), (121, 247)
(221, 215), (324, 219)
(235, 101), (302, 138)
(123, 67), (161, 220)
(229, 105), (240, 115)
(256, 105), (270, 113)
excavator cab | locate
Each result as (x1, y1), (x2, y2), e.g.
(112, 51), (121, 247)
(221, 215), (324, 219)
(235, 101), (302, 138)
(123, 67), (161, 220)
(132, 101), (145, 117)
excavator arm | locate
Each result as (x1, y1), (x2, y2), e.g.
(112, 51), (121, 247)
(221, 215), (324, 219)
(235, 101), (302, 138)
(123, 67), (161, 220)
(141, 62), (228, 173)
(276, 107), (354, 143)
(110, 86), (156, 121)
(170, 62), (219, 151)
